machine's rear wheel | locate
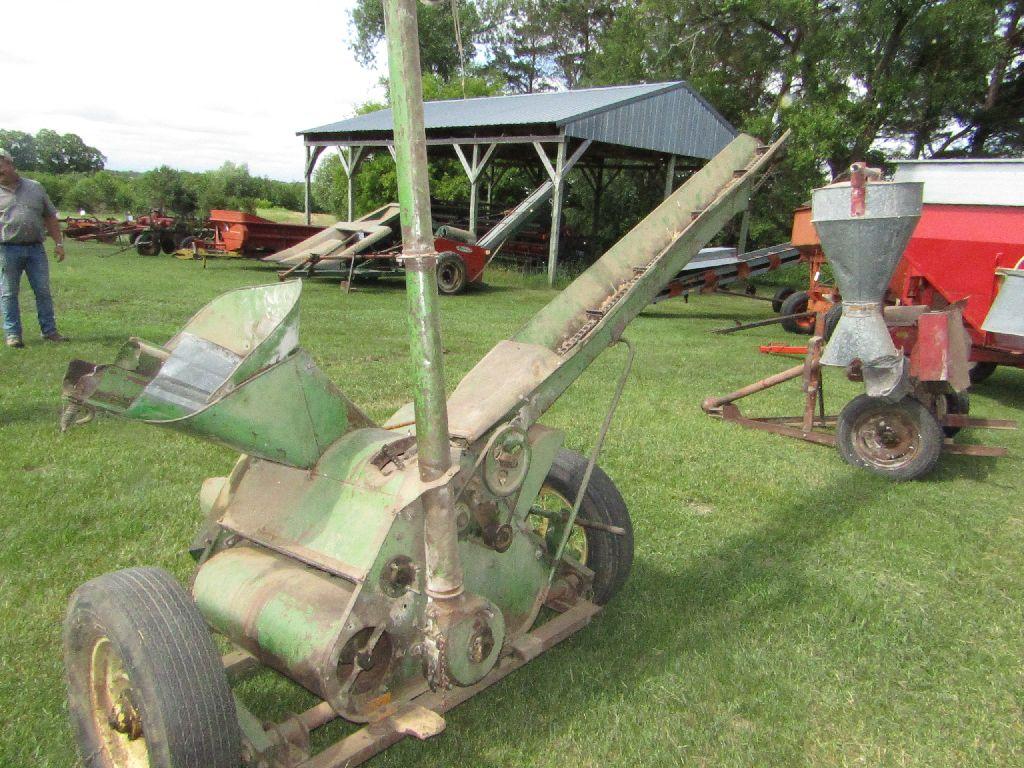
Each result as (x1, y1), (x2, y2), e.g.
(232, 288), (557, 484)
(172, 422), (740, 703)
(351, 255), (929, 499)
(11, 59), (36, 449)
(64, 567), (240, 768)
(823, 301), (842, 342)
(968, 361), (998, 385)
(772, 286), (796, 313)
(780, 290), (814, 334)
(531, 449), (634, 604)
(941, 391), (970, 438)
(436, 252), (468, 295)
(837, 395), (943, 481)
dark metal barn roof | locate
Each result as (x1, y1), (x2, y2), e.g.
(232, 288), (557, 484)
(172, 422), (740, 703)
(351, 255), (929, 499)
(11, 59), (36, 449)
(300, 81), (737, 160)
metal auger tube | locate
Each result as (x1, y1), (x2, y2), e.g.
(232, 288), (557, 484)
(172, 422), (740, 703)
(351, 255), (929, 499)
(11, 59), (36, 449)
(384, 0), (463, 598)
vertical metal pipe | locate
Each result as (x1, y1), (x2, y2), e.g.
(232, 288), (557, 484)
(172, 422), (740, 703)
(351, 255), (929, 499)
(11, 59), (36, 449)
(383, 0), (462, 597)
(737, 207), (750, 255)
(469, 144), (480, 238)
(546, 140), (567, 286)
(663, 154), (677, 199)
(304, 145), (312, 225)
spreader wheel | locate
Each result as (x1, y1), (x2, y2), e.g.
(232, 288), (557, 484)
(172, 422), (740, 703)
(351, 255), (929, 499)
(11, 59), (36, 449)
(64, 567), (240, 768)
(135, 234), (160, 256)
(531, 448), (634, 604)
(837, 395), (943, 481)
(968, 361), (998, 385)
(941, 391), (970, 438)
(436, 252), (468, 295)
(160, 234), (178, 254)
(779, 290), (814, 335)
(823, 301), (842, 342)
(771, 286), (796, 313)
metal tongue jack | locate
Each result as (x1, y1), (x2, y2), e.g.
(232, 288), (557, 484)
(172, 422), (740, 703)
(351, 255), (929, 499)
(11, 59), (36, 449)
(815, 164), (923, 399)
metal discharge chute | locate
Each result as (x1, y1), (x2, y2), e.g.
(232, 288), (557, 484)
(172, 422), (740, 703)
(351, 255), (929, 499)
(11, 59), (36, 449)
(57, 1), (788, 764)
(815, 166), (924, 397)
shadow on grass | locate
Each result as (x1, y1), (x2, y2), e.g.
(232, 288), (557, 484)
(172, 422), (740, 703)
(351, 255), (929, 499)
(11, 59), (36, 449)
(0, 401), (62, 426)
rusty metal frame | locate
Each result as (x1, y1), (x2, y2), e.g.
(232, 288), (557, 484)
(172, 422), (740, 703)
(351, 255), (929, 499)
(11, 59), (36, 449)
(703, 316), (1016, 456)
(226, 600), (601, 768)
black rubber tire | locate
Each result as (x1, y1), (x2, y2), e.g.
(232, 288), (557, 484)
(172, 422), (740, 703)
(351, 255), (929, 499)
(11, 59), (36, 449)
(968, 362), (998, 385)
(823, 301), (842, 342)
(772, 286), (796, 313)
(135, 235), (160, 256)
(64, 567), (240, 768)
(780, 290), (813, 335)
(942, 391), (970, 438)
(436, 252), (468, 295)
(160, 234), (178, 255)
(128, 231), (140, 245)
(542, 449), (634, 605)
(836, 395), (943, 481)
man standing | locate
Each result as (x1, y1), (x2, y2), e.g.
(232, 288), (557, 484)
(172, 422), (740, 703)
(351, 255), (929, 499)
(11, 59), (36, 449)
(0, 148), (68, 348)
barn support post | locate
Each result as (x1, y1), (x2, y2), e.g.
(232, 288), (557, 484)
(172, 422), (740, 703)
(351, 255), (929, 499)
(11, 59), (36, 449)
(303, 145), (311, 224)
(534, 138), (591, 286)
(453, 143), (497, 238)
(663, 154), (677, 199)
(339, 145), (365, 221)
(737, 206), (751, 255)
(303, 145), (326, 224)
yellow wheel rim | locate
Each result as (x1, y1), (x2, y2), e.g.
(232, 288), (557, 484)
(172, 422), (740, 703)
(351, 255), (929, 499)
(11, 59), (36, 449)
(530, 484), (589, 565)
(89, 637), (150, 768)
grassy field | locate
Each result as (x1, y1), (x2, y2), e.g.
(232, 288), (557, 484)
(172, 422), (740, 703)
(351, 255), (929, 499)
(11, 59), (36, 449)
(1, 240), (1021, 767)
(257, 207), (340, 226)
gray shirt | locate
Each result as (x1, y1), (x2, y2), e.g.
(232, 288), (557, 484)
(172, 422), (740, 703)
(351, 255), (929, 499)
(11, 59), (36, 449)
(0, 177), (57, 244)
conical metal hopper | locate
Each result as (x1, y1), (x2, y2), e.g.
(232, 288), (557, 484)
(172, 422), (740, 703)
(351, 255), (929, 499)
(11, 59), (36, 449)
(815, 178), (923, 397)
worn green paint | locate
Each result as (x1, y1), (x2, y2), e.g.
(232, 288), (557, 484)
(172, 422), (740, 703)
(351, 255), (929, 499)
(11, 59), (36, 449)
(137, 353), (358, 467)
(383, 0), (465, 601)
(384, 0), (450, 478)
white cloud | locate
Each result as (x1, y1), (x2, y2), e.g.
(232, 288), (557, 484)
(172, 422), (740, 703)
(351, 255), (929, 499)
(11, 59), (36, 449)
(3, 0), (385, 180)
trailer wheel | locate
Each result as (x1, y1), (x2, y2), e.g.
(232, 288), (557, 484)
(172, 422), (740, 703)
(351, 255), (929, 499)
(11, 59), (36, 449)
(772, 286), (796, 313)
(135, 234), (160, 256)
(837, 395), (943, 481)
(823, 301), (842, 342)
(780, 290), (814, 335)
(436, 252), (468, 295)
(64, 567), (240, 768)
(160, 233), (178, 255)
(531, 449), (634, 604)
(941, 391), (970, 438)
(968, 362), (998, 385)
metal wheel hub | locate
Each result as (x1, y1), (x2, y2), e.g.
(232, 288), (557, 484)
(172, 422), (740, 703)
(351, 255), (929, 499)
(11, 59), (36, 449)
(854, 409), (920, 467)
(89, 637), (149, 767)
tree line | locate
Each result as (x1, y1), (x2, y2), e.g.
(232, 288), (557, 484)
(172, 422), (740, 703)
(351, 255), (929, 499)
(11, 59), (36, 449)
(323, 0), (1022, 253)
(0, 129), (106, 174)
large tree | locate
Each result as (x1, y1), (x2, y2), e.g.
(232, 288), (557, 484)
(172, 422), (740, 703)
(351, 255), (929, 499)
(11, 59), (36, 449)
(33, 129), (106, 173)
(0, 130), (39, 170)
(350, 0), (484, 83)
(344, 1), (1023, 247)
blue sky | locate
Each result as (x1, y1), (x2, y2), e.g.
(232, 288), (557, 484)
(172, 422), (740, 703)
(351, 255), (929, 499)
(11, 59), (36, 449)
(3, 1), (385, 180)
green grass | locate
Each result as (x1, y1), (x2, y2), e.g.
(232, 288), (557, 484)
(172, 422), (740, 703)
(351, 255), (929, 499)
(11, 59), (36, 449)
(1, 241), (1022, 767)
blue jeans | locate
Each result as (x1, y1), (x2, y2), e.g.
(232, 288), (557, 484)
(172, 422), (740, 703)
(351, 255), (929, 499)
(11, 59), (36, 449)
(0, 243), (58, 338)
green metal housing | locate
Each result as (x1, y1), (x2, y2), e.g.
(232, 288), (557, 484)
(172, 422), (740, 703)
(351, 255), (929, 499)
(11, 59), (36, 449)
(61, 129), (786, 731)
